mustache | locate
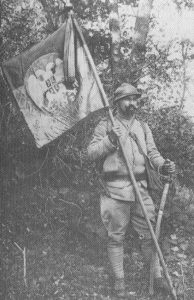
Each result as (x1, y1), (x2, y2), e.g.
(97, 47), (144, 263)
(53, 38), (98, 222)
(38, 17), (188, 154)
(125, 105), (137, 113)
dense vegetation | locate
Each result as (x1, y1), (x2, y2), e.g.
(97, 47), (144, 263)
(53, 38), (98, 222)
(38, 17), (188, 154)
(0, 0), (194, 190)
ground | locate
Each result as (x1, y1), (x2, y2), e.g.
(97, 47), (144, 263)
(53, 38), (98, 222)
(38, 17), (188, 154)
(1, 182), (194, 300)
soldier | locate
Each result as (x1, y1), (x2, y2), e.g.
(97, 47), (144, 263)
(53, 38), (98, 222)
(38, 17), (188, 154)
(87, 83), (175, 298)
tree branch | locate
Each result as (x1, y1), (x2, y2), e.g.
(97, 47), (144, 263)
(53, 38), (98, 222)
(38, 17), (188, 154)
(128, 0), (154, 83)
(109, 0), (121, 87)
(179, 42), (188, 110)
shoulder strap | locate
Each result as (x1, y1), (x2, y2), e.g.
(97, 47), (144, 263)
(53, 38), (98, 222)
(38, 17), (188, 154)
(118, 118), (147, 157)
(129, 132), (147, 158)
(116, 116), (135, 135)
(140, 120), (147, 141)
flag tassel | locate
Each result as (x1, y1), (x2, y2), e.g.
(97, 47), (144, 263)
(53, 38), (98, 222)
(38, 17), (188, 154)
(63, 11), (75, 85)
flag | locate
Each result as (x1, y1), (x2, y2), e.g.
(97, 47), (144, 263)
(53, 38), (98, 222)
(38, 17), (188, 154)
(2, 16), (107, 148)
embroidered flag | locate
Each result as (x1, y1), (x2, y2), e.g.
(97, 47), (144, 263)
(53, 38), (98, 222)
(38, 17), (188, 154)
(2, 17), (107, 148)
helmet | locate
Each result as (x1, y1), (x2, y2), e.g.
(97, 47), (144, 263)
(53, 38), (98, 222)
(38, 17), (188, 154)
(113, 83), (141, 103)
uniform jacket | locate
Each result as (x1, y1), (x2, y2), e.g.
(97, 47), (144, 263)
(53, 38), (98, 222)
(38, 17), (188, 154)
(88, 115), (165, 201)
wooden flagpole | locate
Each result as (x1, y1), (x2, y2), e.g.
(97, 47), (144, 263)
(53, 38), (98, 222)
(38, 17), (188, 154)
(149, 181), (170, 295)
(71, 11), (177, 300)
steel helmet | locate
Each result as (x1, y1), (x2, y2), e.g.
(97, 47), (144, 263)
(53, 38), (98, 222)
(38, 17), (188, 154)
(114, 83), (141, 103)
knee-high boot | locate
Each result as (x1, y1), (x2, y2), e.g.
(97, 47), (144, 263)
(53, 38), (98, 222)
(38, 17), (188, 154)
(107, 244), (124, 279)
(141, 238), (171, 293)
(141, 239), (162, 278)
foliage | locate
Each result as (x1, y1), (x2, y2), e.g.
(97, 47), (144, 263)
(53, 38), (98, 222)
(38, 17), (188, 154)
(0, 0), (194, 191)
(148, 106), (194, 188)
(1, 174), (194, 300)
(1, 0), (47, 58)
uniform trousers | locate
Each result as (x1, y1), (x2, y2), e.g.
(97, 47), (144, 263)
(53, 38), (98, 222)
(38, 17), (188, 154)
(100, 181), (161, 279)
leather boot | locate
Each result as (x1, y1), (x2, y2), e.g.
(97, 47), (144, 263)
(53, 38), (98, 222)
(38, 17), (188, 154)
(114, 278), (126, 298)
(154, 277), (171, 294)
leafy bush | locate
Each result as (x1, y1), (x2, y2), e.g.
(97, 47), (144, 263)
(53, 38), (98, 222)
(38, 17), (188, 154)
(148, 106), (194, 188)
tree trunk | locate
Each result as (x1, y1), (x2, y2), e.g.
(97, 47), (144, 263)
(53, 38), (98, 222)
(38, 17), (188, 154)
(0, 1), (2, 49)
(179, 41), (189, 110)
(0, 0), (2, 28)
(128, 0), (154, 84)
(38, 0), (56, 32)
(109, 0), (121, 87)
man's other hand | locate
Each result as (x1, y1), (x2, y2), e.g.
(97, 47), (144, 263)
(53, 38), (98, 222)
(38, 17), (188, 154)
(161, 159), (176, 175)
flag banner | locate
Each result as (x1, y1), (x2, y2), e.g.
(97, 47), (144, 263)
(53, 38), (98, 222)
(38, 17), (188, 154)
(2, 18), (107, 148)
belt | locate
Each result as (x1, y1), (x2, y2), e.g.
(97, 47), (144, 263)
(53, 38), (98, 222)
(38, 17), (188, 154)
(103, 172), (147, 182)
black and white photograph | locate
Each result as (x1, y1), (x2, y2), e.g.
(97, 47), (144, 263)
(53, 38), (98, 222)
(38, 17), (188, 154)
(0, 0), (194, 299)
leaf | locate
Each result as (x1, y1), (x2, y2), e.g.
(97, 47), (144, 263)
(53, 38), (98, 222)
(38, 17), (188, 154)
(177, 253), (187, 259)
(179, 242), (189, 251)
(172, 271), (180, 277)
(170, 234), (177, 240)
(171, 246), (179, 252)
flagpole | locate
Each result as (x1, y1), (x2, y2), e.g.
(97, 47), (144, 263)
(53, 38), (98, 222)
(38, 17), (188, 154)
(72, 13), (177, 300)
(149, 180), (170, 295)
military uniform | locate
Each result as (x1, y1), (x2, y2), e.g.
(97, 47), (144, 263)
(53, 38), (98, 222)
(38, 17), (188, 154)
(87, 83), (174, 297)
(88, 115), (165, 278)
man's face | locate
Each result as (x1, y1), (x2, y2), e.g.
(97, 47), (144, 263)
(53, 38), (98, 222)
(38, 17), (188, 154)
(117, 95), (139, 117)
